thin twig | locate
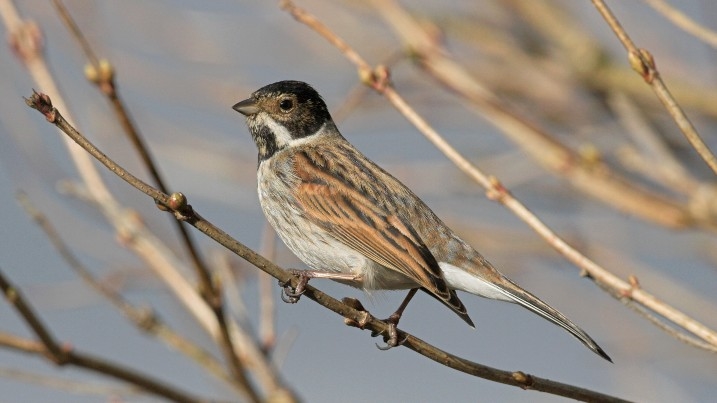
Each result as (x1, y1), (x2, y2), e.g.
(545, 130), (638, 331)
(504, 0), (717, 119)
(643, 0), (717, 49)
(0, 367), (140, 398)
(376, 0), (713, 231)
(15, 192), (243, 394)
(332, 50), (405, 123)
(50, 0), (99, 65)
(51, 0), (215, 300)
(607, 92), (698, 194)
(591, 0), (717, 176)
(2, 2), (282, 399)
(50, 4), (239, 379)
(0, 270), (66, 363)
(503, 0), (717, 226)
(279, 0), (717, 351)
(24, 91), (630, 403)
(258, 222), (277, 351)
(0, 269), (204, 402)
(623, 300), (717, 352)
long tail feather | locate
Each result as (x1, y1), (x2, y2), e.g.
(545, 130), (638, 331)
(493, 277), (612, 362)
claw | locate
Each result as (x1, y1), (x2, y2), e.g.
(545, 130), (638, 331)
(372, 289), (417, 350)
(373, 312), (408, 350)
(283, 283), (305, 298)
(279, 271), (309, 304)
(280, 286), (300, 303)
(375, 322), (408, 350)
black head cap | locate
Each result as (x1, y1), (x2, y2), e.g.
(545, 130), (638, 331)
(233, 81), (336, 160)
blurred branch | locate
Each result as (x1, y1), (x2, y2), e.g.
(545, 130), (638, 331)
(591, 0), (717, 176)
(0, 367), (140, 398)
(258, 222), (277, 351)
(280, 0), (717, 351)
(643, 0), (717, 49)
(504, 0), (717, 229)
(377, 0), (716, 231)
(49, 3), (245, 385)
(24, 91), (630, 403)
(0, 270), (65, 361)
(608, 92), (698, 195)
(1, 1), (291, 400)
(332, 50), (405, 123)
(16, 192), (244, 394)
(503, 0), (717, 119)
(624, 299), (717, 352)
(0, 269), (205, 402)
(51, 0), (215, 308)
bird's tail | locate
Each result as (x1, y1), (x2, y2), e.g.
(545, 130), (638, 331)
(493, 276), (612, 362)
(443, 259), (612, 362)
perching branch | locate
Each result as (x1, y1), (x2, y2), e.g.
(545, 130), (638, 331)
(1, 1), (289, 399)
(279, 0), (717, 351)
(49, 3), (248, 388)
(24, 90), (630, 403)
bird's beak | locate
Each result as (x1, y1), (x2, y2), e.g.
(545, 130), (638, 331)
(233, 98), (260, 116)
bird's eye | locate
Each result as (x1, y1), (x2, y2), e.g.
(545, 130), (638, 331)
(279, 98), (294, 112)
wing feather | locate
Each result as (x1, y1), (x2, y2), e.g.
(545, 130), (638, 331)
(291, 148), (473, 326)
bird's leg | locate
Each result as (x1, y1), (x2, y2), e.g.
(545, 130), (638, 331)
(376, 288), (419, 350)
(280, 269), (362, 303)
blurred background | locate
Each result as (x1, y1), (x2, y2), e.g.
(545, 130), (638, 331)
(1, 0), (716, 401)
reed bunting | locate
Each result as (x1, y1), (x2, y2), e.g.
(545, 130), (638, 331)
(233, 80), (610, 361)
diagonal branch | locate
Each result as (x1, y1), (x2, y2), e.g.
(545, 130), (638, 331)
(47, 3), (252, 389)
(16, 192), (246, 392)
(24, 90), (630, 403)
(642, 0), (717, 49)
(1, 2), (287, 399)
(591, 0), (717, 176)
(279, 0), (717, 351)
(50, 0), (215, 305)
(0, 269), (205, 402)
(375, 0), (714, 231)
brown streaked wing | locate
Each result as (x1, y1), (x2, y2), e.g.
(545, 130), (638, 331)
(291, 150), (473, 325)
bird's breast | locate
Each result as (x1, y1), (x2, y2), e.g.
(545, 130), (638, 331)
(256, 159), (369, 281)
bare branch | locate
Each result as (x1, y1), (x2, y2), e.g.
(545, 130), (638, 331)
(279, 0), (717, 351)
(51, 0), (214, 300)
(376, 0), (715, 230)
(47, 5), (253, 387)
(16, 192), (244, 393)
(1, 2), (290, 398)
(591, 0), (717, 176)
(0, 270), (205, 402)
(24, 89), (631, 403)
(258, 222), (277, 351)
(643, 0), (717, 49)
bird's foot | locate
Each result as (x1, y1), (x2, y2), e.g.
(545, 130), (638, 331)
(279, 270), (310, 303)
(372, 289), (417, 350)
(342, 297), (405, 349)
(374, 311), (408, 350)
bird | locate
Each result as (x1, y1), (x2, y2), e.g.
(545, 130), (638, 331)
(233, 80), (611, 362)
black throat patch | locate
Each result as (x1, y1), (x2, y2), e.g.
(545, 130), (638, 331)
(252, 123), (280, 162)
